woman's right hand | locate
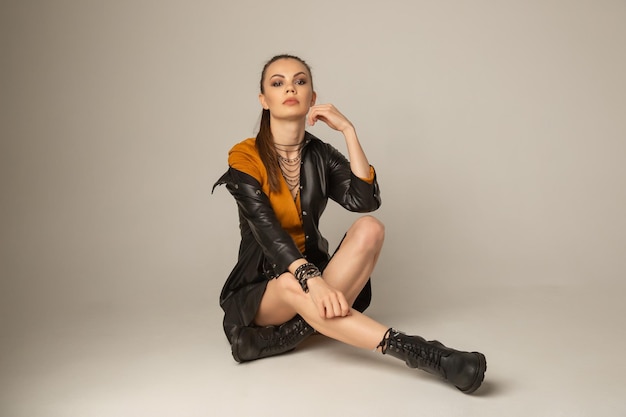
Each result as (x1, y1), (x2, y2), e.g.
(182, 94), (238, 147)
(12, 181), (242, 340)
(306, 277), (351, 319)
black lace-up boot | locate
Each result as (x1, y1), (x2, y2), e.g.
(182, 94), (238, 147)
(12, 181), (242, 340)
(231, 315), (315, 363)
(380, 329), (487, 394)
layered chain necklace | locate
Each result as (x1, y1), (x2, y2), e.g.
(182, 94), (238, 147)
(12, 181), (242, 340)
(275, 142), (303, 199)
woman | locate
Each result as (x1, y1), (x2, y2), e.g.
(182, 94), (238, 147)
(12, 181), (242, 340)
(213, 54), (487, 394)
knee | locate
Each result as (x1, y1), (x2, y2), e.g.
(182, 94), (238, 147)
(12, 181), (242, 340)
(275, 273), (306, 298)
(351, 215), (385, 250)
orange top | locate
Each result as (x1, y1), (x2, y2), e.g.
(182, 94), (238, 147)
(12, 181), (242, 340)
(229, 138), (306, 252)
(228, 137), (375, 254)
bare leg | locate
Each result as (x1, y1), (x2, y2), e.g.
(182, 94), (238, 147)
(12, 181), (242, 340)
(254, 215), (388, 350)
(257, 272), (388, 349)
(243, 215), (487, 393)
(322, 215), (385, 305)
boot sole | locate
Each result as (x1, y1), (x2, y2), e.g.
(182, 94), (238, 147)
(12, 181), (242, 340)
(458, 352), (487, 394)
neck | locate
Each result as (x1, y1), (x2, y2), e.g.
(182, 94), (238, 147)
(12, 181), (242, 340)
(270, 117), (306, 147)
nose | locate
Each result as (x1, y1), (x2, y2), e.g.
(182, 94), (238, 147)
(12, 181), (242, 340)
(285, 83), (296, 94)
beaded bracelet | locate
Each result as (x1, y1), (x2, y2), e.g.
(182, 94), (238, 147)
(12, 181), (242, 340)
(294, 262), (322, 293)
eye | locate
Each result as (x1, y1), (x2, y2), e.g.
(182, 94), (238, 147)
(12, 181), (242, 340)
(271, 80), (283, 87)
(295, 78), (307, 85)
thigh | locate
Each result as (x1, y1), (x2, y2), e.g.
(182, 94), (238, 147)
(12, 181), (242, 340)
(322, 216), (384, 304)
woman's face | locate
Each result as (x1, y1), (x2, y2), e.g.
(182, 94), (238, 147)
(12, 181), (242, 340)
(259, 58), (316, 121)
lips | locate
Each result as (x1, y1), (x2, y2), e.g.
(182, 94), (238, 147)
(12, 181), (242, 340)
(283, 98), (299, 105)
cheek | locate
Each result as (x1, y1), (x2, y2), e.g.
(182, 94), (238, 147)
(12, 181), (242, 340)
(303, 89), (314, 103)
(264, 92), (280, 107)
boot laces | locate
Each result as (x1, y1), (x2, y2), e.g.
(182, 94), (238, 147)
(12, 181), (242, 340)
(263, 318), (311, 353)
(394, 332), (444, 370)
(279, 320), (307, 345)
(410, 342), (443, 370)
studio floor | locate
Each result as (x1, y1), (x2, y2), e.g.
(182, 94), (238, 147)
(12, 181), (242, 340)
(2, 283), (625, 417)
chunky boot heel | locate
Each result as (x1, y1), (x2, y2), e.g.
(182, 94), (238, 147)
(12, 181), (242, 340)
(381, 329), (487, 394)
(231, 315), (315, 362)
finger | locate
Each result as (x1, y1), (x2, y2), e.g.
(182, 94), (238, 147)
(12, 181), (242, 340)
(323, 299), (333, 319)
(307, 110), (318, 126)
(338, 293), (351, 316)
(329, 294), (343, 318)
(317, 300), (326, 318)
(325, 298), (337, 319)
(307, 105), (329, 121)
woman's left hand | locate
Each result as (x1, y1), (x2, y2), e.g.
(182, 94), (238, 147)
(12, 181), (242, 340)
(307, 104), (354, 133)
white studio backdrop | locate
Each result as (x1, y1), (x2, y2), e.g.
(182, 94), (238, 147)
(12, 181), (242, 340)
(1, 0), (625, 320)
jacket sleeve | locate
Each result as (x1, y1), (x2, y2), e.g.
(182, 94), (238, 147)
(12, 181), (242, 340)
(324, 142), (382, 212)
(213, 167), (302, 274)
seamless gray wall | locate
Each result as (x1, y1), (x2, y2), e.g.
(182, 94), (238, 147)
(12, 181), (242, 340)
(2, 1), (625, 317)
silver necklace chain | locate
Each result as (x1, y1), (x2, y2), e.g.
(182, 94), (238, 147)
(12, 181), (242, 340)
(275, 143), (302, 194)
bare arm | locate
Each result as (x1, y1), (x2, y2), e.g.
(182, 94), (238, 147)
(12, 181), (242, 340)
(287, 258), (351, 319)
(307, 104), (371, 179)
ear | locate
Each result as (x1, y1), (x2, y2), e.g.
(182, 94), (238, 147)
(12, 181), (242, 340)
(310, 91), (317, 107)
(259, 93), (268, 110)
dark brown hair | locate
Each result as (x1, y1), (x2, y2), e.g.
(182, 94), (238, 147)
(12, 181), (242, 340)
(256, 54), (313, 192)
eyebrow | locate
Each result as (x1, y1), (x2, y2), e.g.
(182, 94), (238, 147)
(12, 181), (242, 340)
(269, 71), (307, 79)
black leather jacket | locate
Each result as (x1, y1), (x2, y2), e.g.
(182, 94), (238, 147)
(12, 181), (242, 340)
(213, 132), (381, 341)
